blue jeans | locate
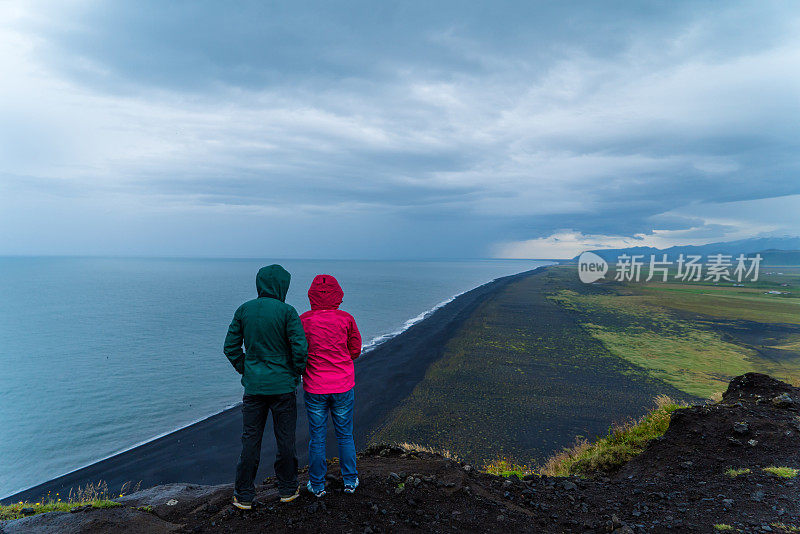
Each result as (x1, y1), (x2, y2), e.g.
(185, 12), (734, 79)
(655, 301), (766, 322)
(304, 388), (357, 490)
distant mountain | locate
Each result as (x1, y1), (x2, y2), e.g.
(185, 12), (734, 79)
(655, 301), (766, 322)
(752, 249), (800, 266)
(574, 236), (800, 264)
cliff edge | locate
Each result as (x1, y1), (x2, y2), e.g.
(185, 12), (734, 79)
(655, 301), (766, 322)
(3, 373), (799, 534)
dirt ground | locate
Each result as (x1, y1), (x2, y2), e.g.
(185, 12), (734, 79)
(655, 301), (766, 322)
(174, 374), (800, 534)
(5, 373), (799, 534)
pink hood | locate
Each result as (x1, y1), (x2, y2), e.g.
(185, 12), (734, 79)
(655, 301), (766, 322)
(300, 274), (361, 394)
(308, 274), (344, 310)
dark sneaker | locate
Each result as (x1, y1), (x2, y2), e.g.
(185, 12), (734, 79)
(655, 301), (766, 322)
(279, 489), (300, 503)
(306, 481), (326, 498)
(232, 496), (252, 510)
(343, 477), (360, 494)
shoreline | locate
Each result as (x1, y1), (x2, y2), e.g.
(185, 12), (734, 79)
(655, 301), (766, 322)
(3, 267), (545, 504)
(0, 278), (490, 500)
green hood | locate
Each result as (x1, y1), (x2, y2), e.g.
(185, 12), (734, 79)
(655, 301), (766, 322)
(225, 263), (308, 395)
(256, 264), (290, 301)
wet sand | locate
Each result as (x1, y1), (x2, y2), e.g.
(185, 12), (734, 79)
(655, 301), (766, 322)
(4, 268), (541, 504)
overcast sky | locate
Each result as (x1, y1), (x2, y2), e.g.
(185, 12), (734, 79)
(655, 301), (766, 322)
(1, 1), (798, 259)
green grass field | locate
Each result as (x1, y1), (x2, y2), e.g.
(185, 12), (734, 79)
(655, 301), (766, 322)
(638, 282), (800, 325)
(549, 265), (800, 398)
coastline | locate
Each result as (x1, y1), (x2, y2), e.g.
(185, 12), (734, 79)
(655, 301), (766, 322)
(3, 267), (545, 504)
(0, 276), (491, 500)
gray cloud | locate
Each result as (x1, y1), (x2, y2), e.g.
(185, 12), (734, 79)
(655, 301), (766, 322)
(1, 0), (799, 258)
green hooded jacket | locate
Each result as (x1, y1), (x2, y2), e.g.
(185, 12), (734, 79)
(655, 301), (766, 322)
(224, 264), (308, 395)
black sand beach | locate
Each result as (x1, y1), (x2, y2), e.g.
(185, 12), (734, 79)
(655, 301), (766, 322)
(3, 268), (541, 505)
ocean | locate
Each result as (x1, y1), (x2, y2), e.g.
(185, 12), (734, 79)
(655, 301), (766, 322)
(0, 257), (548, 498)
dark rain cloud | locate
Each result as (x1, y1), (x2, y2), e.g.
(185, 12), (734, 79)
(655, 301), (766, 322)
(2, 0), (799, 257)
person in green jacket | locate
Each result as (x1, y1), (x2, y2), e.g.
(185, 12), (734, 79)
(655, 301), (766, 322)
(224, 264), (308, 508)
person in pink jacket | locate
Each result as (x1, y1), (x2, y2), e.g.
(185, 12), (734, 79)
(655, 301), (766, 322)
(300, 274), (362, 497)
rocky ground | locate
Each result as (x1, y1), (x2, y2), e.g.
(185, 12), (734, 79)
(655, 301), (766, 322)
(4, 373), (800, 534)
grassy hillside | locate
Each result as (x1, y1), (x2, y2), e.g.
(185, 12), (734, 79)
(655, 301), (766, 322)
(371, 264), (799, 468)
(369, 267), (691, 466)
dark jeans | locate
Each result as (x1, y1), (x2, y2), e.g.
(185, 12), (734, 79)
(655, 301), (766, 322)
(235, 391), (298, 500)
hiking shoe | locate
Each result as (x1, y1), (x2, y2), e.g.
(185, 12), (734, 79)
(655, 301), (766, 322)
(344, 477), (360, 494)
(279, 488), (300, 503)
(306, 481), (326, 498)
(232, 496), (252, 510)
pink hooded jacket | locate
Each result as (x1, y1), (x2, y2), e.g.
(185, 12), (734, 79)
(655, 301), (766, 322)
(300, 274), (362, 394)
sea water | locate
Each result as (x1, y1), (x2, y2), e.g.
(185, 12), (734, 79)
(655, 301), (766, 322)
(0, 257), (547, 498)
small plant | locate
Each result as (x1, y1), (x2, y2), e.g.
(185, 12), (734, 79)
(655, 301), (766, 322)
(483, 458), (534, 478)
(763, 466), (799, 478)
(725, 467), (751, 478)
(714, 524), (735, 531)
(772, 523), (800, 532)
(119, 480), (142, 497)
(69, 480), (110, 502)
